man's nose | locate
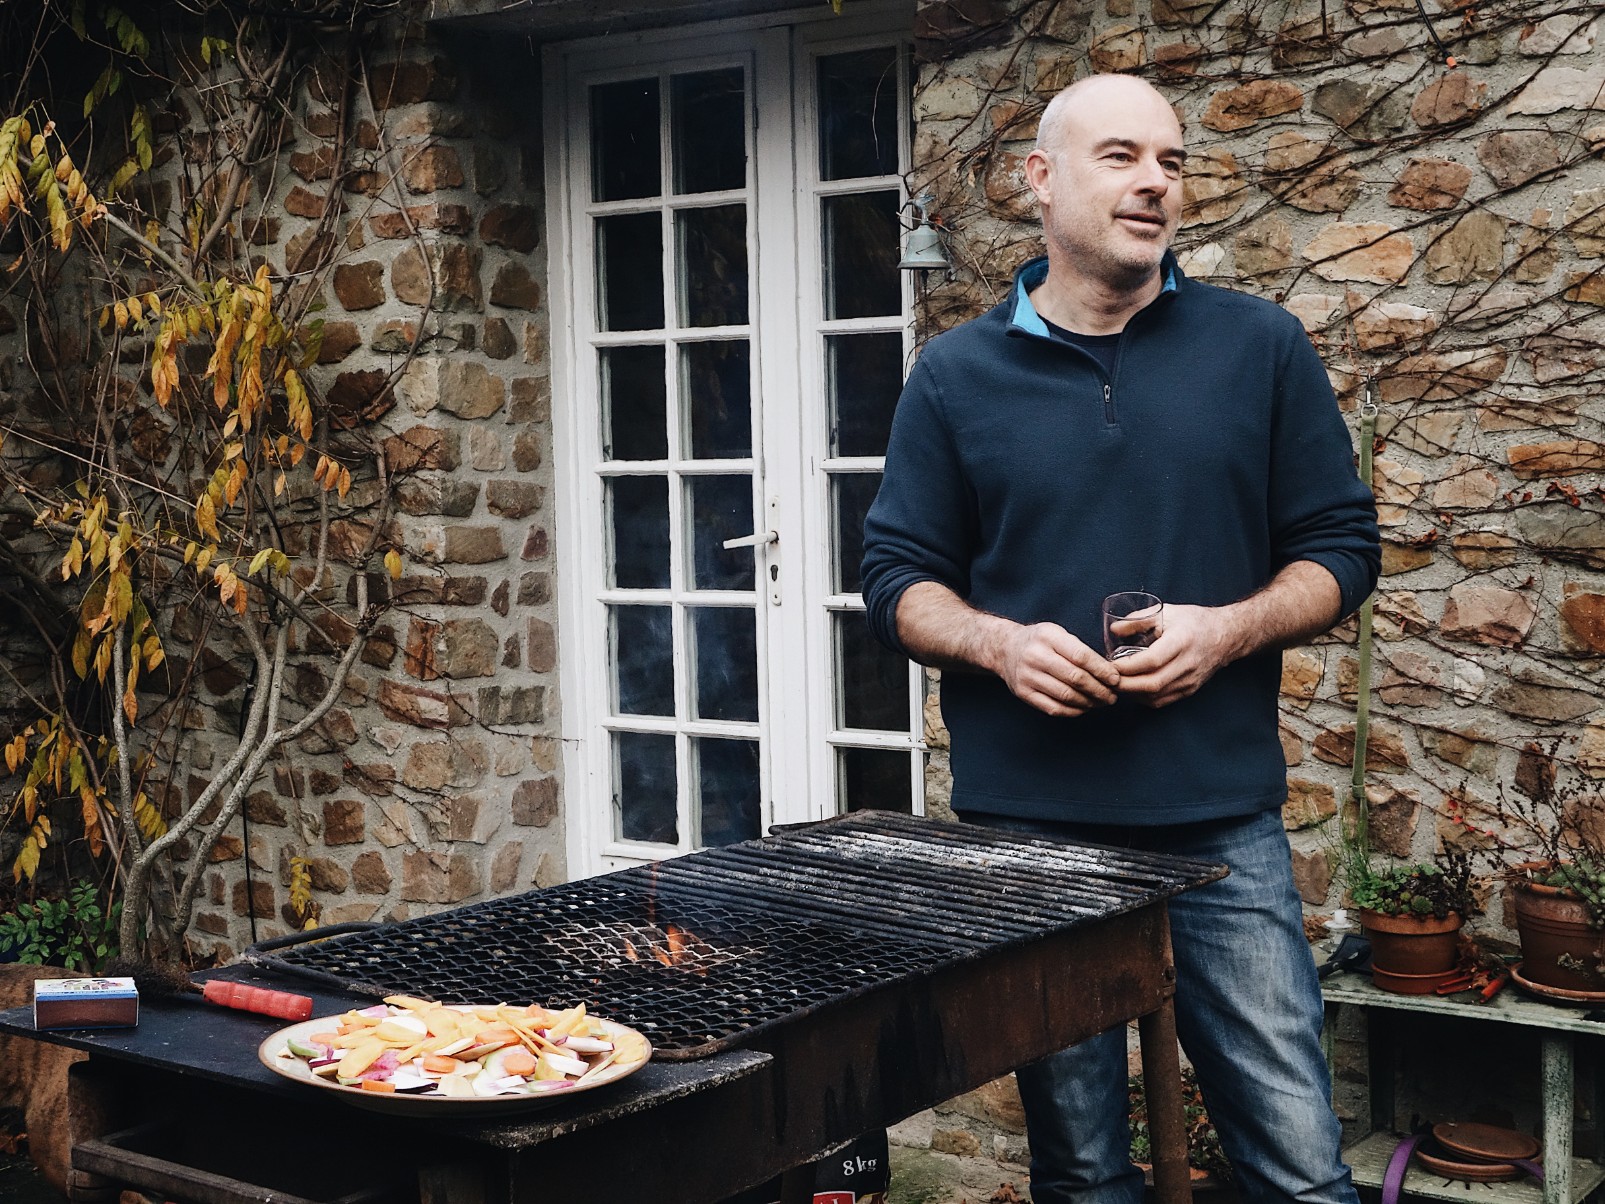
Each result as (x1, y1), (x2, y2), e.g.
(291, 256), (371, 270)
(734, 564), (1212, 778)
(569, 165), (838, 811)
(1134, 156), (1171, 193)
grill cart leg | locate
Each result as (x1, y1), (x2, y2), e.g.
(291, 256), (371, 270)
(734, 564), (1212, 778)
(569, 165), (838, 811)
(778, 1165), (814, 1204)
(1138, 996), (1190, 1204)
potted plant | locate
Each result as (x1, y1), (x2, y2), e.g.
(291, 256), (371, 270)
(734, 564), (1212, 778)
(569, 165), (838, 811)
(1507, 858), (1605, 995)
(1349, 853), (1477, 995)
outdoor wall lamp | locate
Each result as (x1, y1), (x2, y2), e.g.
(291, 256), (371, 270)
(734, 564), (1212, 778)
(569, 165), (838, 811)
(898, 193), (952, 274)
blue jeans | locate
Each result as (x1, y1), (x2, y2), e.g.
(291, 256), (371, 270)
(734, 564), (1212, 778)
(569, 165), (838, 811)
(956, 809), (1357, 1204)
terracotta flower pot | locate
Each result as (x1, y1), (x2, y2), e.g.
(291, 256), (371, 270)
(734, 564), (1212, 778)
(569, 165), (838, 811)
(1510, 863), (1605, 993)
(1358, 908), (1462, 993)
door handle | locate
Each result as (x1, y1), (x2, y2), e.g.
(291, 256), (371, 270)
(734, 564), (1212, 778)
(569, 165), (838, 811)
(722, 529), (778, 550)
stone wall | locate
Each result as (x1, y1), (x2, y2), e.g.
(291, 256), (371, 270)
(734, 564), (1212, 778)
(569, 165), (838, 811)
(0, 18), (562, 954)
(200, 23), (566, 952)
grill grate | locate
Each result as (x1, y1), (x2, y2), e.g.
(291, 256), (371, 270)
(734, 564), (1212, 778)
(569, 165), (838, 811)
(248, 812), (1223, 1058)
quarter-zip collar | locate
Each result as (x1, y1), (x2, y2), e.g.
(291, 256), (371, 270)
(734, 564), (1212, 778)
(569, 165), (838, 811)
(1005, 253), (1182, 342)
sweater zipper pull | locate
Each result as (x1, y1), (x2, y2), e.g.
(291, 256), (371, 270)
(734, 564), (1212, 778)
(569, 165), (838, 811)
(1103, 382), (1115, 425)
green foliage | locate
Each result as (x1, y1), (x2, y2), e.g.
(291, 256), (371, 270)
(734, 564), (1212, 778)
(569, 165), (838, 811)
(1128, 1066), (1232, 1182)
(1520, 857), (1605, 929)
(0, 881), (122, 971)
(1350, 852), (1476, 920)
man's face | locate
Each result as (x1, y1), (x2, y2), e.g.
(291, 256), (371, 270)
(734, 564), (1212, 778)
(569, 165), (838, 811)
(1026, 83), (1186, 290)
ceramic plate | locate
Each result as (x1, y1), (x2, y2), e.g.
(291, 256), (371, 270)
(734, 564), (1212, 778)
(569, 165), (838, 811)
(258, 1007), (652, 1116)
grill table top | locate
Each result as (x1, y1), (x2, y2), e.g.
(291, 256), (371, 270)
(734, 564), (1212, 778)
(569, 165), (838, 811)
(245, 810), (1224, 1059)
(0, 812), (1224, 1204)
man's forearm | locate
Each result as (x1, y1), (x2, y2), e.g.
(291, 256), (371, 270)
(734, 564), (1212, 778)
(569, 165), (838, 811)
(1214, 560), (1345, 662)
(894, 581), (1015, 674)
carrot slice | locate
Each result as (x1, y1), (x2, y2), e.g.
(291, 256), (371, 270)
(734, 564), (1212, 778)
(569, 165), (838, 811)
(360, 1079), (397, 1093)
(422, 1055), (460, 1074)
(501, 1049), (537, 1076)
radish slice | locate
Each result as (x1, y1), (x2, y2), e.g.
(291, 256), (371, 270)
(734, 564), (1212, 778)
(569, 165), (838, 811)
(564, 1036), (614, 1054)
(358, 1004), (390, 1019)
(541, 1051), (589, 1078)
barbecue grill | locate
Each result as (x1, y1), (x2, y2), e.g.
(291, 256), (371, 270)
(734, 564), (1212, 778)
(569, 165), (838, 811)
(1, 810), (1225, 1204)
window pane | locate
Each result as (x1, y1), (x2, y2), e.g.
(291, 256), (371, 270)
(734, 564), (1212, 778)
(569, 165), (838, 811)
(833, 472), (880, 594)
(609, 476), (670, 589)
(673, 69), (746, 195)
(592, 78), (661, 202)
(838, 747), (912, 814)
(696, 737), (760, 847)
(677, 205), (748, 327)
(612, 605), (674, 716)
(691, 606), (758, 722)
(829, 332), (903, 458)
(818, 48), (899, 181)
(603, 346), (667, 461)
(616, 731), (678, 843)
(688, 475), (755, 591)
(597, 213), (664, 332)
(683, 341), (752, 459)
(823, 191), (900, 320)
(836, 611), (907, 732)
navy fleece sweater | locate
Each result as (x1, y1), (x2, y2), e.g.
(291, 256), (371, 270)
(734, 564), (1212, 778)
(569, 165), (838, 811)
(862, 256), (1380, 824)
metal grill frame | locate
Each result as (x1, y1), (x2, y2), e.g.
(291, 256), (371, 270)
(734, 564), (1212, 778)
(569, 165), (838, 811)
(246, 811), (1224, 1060)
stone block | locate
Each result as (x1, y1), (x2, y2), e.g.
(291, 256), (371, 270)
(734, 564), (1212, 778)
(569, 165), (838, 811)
(1450, 530), (1520, 570)
(290, 145), (338, 182)
(436, 619), (500, 678)
(1274, 15), (1335, 68)
(1387, 158), (1471, 211)
(245, 791), (288, 826)
(478, 685), (545, 725)
(490, 842), (525, 894)
(1432, 458), (1501, 511)
(512, 777), (558, 827)
(1508, 65), (1605, 115)
(1283, 292), (1342, 332)
(1411, 73), (1487, 127)
(1202, 80), (1303, 132)
(1360, 784), (1419, 859)
(1353, 302), (1436, 352)
(314, 321), (362, 364)
(521, 525), (550, 561)
(488, 480), (541, 518)
(208, 835), (244, 862)
(1284, 778), (1337, 829)
(1281, 649), (1323, 708)
(510, 375), (551, 422)
(401, 850), (482, 904)
(1477, 132), (1561, 189)
(1312, 80), (1408, 140)
(983, 150), (1033, 221)
(512, 429), (544, 472)
(1303, 223), (1413, 284)
(352, 851), (392, 894)
(483, 318), (516, 359)
(332, 261), (385, 311)
(437, 360), (505, 419)
(527, 618), (556, 673)
(1492, 667), (1599, 723)
(369, 203), (473, 239)
(1313, 722), (1409, 773)
(1088, 24), (1144, 72)
(1508, 440), (1605, 479)
(325, 369), (395, 428)
(378, 679), (469, 728)
(402, 145), (465, 194)
(371, 320), (417, 353)
(1181, 149), (1245, 227)
(1440, 582), (1536, 646)
(1422, 727), (1496, 774)
(1518, 16), (1597, 56)
(1291, 848), (1333, 905)
(233, 879), (275, 919)
(490, 262), (542, 310)
(1379, 348), (1507, 403)
(383, 426), (459, 474)
(1234, 217), (1292, 278)
(1153, 42), (1203, 78)
(1560, 591), (1605, 654)
(284, 186), (335, 218)
(436, 526), (503, 564)
(368, 58), (458, 107)
(480, 205), (542, 252)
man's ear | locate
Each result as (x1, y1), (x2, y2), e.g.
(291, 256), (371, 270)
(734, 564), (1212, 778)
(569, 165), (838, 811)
(1023, 148), (1054, 207)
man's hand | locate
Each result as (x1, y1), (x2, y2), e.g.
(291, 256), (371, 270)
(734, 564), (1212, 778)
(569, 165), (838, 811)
(1108, 603), (1234, 708)
(998, 622), (1121, 718)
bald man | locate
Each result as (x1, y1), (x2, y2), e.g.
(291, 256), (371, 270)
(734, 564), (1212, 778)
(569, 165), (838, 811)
(863, 75), (1378, 1204)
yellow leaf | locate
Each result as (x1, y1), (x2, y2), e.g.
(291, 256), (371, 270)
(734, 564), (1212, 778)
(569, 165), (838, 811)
(338, 466), (352, 498)
(196, 492), (219, 541)
(195, 545), (214, 575)
(248, 548), (272, 576)
(123, 687), (138, 724)
(114, 300), (128, 329)
(183, 540), (197, 565)
(384, 549), (403, 580)
(72, 630), (90, 678)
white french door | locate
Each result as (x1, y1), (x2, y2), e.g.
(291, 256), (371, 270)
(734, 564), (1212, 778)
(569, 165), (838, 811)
(547, 4), (923, 876)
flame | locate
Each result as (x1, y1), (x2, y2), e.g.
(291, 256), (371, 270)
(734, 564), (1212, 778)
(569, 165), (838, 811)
(620, 921), (711, 975)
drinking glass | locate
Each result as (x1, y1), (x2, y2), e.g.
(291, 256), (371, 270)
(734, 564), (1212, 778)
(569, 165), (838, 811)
(1102, 591), (1163, 660)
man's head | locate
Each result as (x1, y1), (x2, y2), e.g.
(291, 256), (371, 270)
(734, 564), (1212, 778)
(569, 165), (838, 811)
(1024, 74), (1186, 292)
